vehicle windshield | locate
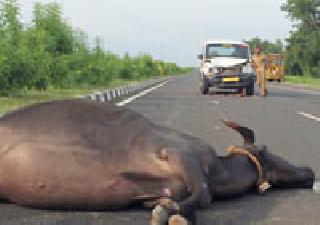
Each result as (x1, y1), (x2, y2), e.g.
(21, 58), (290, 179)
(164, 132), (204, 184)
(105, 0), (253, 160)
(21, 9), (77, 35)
(206, 44), (249, 59)
(268, 59), (284, 65)
(266, 56), (284, 65)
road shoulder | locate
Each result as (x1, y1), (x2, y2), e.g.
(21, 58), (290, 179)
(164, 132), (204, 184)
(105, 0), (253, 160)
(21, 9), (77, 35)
(268, 82), (320, 94)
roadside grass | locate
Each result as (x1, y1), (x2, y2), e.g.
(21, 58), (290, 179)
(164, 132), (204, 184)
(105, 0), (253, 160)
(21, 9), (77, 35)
(0, 78), (145, 115)
(284, 75), (320, 89)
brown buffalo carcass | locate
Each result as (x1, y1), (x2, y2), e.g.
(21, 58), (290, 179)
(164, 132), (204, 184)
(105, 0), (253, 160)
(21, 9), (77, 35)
(0, 100), (315, 225)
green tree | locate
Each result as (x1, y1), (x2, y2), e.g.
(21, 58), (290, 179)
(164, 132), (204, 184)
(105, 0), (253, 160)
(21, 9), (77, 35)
(25, 2), (75, 89)
(244, 37), (284, 54)
(282, 0), (320, 76)
(32, 2), (73, 55)
(0, 0), (188, 95)
(0, 0), (28, 95)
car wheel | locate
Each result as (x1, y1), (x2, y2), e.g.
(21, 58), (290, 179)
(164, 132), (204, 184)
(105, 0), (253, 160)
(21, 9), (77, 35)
(245, 81), (254, 96)
(239, 88), (245, 95)
(201, 77), (209, 95)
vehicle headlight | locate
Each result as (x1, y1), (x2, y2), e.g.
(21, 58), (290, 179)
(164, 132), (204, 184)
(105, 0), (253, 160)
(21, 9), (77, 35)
(205, 67), (215, 75)
(213, 68), (219, 74)
(242, 64), (253, 74)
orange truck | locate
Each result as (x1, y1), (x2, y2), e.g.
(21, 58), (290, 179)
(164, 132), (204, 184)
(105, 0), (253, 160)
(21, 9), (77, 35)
(264, 54), (285, 82)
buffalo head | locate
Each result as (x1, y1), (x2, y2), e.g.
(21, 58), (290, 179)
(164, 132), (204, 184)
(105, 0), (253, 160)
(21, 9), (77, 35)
(253, 146), (314, 189)
(223, 120), (315, 190)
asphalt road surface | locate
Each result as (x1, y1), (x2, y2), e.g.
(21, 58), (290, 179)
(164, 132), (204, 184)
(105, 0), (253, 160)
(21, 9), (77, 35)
(1, 72), (320, 225)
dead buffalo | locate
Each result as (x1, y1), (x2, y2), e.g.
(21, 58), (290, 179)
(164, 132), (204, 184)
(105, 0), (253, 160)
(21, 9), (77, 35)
(0, 99), (315, 225)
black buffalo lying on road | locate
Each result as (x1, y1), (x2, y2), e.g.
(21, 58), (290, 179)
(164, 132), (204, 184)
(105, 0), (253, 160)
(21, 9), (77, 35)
(0, 100), (315, 225)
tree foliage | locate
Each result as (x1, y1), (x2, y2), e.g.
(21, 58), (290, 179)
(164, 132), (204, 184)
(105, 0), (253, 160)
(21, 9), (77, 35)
(282, 0), (320, 76)
(244, 37), (284, 54)
(0, 0), (26, 94)
(0, 1), (187, 95)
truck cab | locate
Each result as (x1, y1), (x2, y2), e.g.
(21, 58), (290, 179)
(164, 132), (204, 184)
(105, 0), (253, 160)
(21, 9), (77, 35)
(198, 40), (255, 95)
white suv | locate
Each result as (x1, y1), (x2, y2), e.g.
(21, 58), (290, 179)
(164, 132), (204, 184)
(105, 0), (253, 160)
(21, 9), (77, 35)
(198, 40), (255, 95)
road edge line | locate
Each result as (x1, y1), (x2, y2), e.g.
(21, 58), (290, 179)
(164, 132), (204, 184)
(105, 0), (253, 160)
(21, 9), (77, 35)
(269, 84), (320, 95)
(116, 81), (169, 107)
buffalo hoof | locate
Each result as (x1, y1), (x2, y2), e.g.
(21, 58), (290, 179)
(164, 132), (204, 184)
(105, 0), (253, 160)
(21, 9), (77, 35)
(151, 205), (169, 225)
(159, 198), (180, 212)
(168, 215), (189, 225)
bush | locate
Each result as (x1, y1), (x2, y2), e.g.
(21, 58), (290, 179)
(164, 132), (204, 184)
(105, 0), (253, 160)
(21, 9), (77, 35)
(0, 1), (188, 96)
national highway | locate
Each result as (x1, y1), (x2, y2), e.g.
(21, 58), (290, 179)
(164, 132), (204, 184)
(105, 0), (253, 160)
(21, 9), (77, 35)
(2, 71), (319, 225)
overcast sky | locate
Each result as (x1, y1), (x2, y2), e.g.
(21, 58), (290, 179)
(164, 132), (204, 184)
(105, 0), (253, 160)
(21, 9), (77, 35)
(20, 0), (293, 66)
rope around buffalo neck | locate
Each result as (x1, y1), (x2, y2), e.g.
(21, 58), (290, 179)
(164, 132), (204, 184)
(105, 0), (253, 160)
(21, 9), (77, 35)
(226, 145), (271, 194)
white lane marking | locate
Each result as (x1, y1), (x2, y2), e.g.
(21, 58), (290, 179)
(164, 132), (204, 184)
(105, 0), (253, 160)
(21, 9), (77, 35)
(116, 81), (168, 107)
(212, 101), (221, 105)
(313, 181), (320, 193)
(214, 125), (221, 130)
(297, 111), (320, 122)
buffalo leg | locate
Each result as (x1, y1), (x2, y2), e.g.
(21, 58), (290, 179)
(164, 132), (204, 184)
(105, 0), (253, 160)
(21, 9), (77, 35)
(156, 148), (211, 224)
(151, 205), (170, 225)
(170, 157), (212, 216)
(158, 148), (211, 209)
(168, 215), (189, 225)
(166, 150), (210, 217)
(151, 200), (189, 225)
